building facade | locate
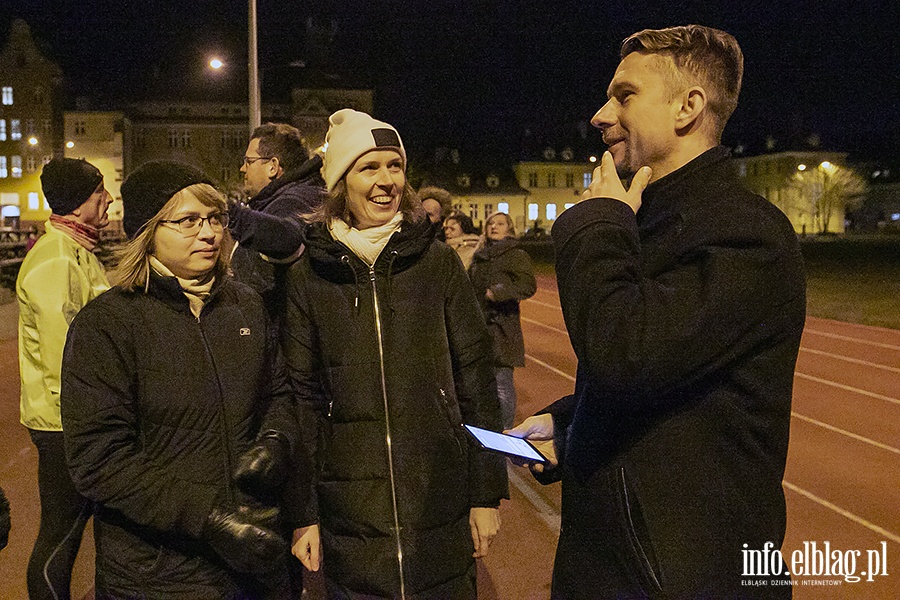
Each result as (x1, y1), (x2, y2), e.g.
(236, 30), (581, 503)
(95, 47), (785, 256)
(732, 151), (855, 234)
(0, 19), (62, 227)
(62, 111), (127, 234)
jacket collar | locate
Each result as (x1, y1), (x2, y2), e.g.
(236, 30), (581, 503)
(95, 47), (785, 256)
(305, 215), (434, 283)
(250, 154), (324, 211)
(145, 269), (228, 316)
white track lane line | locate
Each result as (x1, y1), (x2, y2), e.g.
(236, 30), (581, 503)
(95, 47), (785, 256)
(507, 465), (561, 533)
(524, 350), (900, 545)
(795, 372), (900, 406)
(800, 347), (900, 373)
(804, 328), (900, 352)
(783, 481), (900, 546)
(791, 412), (900, 455)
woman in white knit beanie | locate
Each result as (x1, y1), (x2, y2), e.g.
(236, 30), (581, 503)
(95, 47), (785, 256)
(287, 109), (508, 599)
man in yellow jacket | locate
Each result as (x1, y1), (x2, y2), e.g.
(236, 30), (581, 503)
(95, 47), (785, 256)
(16, 157), (111, 600)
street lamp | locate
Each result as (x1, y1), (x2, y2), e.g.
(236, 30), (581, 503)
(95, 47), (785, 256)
(209, 57), (224, 70)
(248, 0), (261, 132)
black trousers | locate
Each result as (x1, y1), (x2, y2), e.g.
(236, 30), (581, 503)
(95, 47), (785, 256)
(27, 429), (92, 600)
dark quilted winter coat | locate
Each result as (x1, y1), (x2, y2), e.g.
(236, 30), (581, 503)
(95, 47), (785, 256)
(283, 217), (508, 598)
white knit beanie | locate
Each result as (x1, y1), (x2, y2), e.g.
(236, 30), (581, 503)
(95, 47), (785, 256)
(321, 109), (406, 191)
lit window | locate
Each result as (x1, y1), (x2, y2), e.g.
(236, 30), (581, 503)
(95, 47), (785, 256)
(11, 119), (21, 140)
(528, 203), (538, 221)
(0, 156), (7, 178)
(564, 203), (575, 210)
(28, 192), (40, 210)
(546, 204), (557, 220)
(583, 172), (592, 188)
(0, 119), (5, 141)
(11, 156), (22, 178)
(498, 202), (509, 214)
(1, 86), (12, 105)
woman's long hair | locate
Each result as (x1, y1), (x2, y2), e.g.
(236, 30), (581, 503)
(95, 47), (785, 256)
(110, 183), (232, 291)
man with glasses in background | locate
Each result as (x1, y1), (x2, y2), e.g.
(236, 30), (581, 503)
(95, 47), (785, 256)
(229, 122), (324, 322)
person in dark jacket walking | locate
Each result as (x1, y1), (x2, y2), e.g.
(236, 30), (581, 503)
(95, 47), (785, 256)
(510, 25), (805, 598)
(284, 109), (508, 599)
(468, 212), (536, 429)
(61, 161), (303, 599)
(230, 122), (324, 322)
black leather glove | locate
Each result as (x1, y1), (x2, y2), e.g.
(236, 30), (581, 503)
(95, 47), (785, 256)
(234, 431), (290, 500)
(202, 503), (285, 574)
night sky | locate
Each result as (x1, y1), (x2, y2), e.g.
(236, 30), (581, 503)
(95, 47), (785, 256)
(2, 0), (898, 165)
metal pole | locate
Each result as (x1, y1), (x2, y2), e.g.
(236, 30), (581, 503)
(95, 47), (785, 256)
(248, 0), (261, 132)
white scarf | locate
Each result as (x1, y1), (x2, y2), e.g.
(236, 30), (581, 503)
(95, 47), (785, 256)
(328, 213), (404, 267)
(149, 256), (215, 318)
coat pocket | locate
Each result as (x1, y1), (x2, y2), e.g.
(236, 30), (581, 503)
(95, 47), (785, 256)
(613, 467), (664, 595)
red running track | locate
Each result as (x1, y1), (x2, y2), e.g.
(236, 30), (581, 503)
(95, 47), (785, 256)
(1, 278), (897, 599)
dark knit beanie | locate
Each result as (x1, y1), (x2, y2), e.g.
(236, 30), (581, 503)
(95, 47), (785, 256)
(121, 161), (214, 238)
(40, 158), (103, 216)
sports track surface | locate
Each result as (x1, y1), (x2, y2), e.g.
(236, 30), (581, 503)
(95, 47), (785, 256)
(0, 277), (897, 598)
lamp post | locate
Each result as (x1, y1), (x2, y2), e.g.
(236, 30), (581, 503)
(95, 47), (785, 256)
(248, 0), (261, 132)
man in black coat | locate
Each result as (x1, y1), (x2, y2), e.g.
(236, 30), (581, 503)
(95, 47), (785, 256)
(229, 122), (324, 321)
(510, 25), (805, 598)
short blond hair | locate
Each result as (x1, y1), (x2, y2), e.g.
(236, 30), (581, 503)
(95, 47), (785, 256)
(622, 25), (743, 140)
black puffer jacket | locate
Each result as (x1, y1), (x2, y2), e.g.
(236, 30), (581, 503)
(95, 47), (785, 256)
(229, 154), (324, 320)
(283, 217), (508, 598)
(468, 238), (537, 367)
(61, 273), (299, 598)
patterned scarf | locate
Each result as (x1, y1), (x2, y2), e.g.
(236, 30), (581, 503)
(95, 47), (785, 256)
(49, 214), (100, 252)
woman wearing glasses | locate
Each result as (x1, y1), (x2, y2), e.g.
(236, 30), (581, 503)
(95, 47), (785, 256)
(60, 161), (301, 599)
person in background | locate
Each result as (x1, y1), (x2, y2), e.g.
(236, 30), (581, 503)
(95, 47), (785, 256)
(285, 109), (507, 599)
(468, 212), (536, 429)
(418, 185), (453, 239)
(60, 161), (302, 599)
(509, 25), (805, 598)
(230, 122), (324, 323)
(443, 211), (481, 270)
(16, 157), (111, 600)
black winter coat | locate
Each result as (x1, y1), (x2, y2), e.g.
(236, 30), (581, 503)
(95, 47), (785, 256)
(544, 147), (805, 598)
(468, 238), (537, 367)
(229, 154), (324, 321)
(283, 217), (508, 598)
(61, 273), (299, 599)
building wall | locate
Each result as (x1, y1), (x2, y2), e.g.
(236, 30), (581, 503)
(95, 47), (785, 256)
(0, 20), (62, 228)
(733, 151), (849, 234)
(514, 161), (592, 232)
(62, 111), (126, 235)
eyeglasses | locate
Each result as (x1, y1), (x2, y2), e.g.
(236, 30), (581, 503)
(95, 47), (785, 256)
(159, 213), (229, 236)
(242, 155), (273, 167)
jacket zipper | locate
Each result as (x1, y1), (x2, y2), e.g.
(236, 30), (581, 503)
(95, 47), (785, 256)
(196, 312), (236, 504)
(370, 265), (407, 599)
